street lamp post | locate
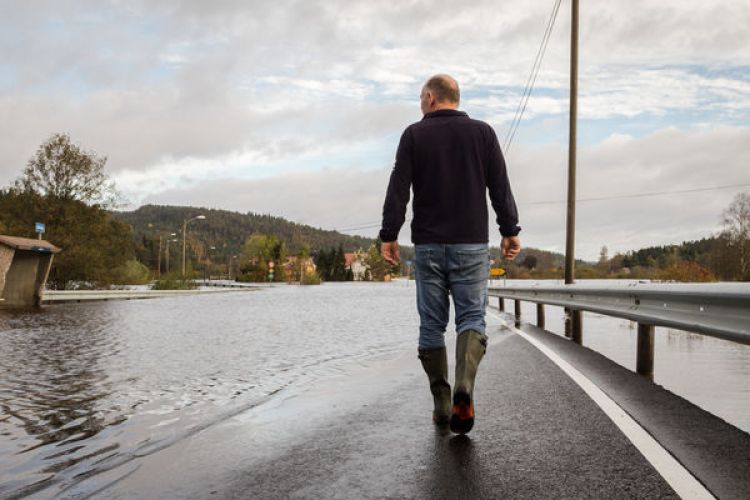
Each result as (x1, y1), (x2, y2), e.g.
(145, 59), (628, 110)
(182, 215), (206, 277)
(205, 245), (216, 282)
(165, 233), (177, 274)
(157, 231), (177, 277)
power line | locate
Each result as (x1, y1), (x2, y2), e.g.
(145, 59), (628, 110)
(332, 182), (750, 232)
(503, 0), (563, 155)
(334, 221), (383, 231)
(523, 182), (750, 206)
(504, 0), (562, 152)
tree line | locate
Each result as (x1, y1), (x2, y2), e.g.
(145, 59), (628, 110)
(235, 237), (396, 283)
(2, 133), (748, 287)
(0, 134), (146, 289)
(502, 194), (750, 282)
(115, 204), (375, 273)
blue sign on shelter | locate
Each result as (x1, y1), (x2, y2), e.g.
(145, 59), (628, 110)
(35, 223), (45, 234)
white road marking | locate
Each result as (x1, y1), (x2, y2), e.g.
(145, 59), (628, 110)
(488, 310), (715, 500)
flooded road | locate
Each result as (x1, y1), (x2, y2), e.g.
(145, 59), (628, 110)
(1, 281), (749, 498)
(0, 283), (422, 498)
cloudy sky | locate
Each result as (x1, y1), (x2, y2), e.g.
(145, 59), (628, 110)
(2, 0), (749, 259)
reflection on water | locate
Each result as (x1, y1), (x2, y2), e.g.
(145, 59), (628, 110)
(0, 308), (124, 497)
(1, 282), (749, 497)
(0, 283), (420, 498)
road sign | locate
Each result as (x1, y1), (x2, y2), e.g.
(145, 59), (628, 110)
(490, 267), (506, 277)
(35, 222), (45, 234)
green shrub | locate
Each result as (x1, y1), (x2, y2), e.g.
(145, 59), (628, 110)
(301, 270), (321, 285)
(112, 260), (151, 285)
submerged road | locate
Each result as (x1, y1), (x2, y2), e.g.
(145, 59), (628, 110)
(209, 315), (750, 499)
(90, 309), (750, 499)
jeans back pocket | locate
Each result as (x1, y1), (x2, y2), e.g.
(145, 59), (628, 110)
(456, 248), (489, 280)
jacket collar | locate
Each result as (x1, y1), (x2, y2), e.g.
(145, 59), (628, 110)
(422, 109), (468, 120)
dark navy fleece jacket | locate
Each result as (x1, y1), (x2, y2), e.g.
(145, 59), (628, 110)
(379, 109), (520, 244)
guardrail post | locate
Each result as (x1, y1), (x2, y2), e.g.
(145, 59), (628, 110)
(498, 297), (505, 312)
(536, 303), (545, 328)
(564, 308), (571, 338)
(514, 299), (522, 327)
(571, 310), (582, 344)
(637, 324), (655, 379)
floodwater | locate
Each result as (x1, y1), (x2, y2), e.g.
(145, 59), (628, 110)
(0, 281), (749, 498)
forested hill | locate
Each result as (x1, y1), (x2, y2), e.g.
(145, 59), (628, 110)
(113, 205), (375, 256)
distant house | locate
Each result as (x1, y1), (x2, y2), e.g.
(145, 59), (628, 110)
(345, 251), (368, 281)
(284, 256), (316, 281)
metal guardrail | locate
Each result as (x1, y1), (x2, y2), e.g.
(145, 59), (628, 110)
(198, 280), (264, 289)
(42, 288), (254, 303)
(488, 283), (750, 378)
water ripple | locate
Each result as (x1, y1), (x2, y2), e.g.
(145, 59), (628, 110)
(0, 283), (418, 497)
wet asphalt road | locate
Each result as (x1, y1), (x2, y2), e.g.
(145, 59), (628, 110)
(217, 328), (685, 499)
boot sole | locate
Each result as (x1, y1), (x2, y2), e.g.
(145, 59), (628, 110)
(450, 392), (474, 434)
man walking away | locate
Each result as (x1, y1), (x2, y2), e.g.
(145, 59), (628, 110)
(379, 74), (521, 434)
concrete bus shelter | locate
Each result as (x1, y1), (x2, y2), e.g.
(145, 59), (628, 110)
(0, 235), (61, 307)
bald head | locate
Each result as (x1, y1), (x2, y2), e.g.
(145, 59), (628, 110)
(424, 74), (460, 103)
(420, 74), (460, 114)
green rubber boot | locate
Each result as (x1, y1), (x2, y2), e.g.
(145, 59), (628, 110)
(451, 330), (488, 434)
(417, 347), (452, 425)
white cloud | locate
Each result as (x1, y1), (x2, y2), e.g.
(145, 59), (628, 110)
(1, 0), (749, 260)
(511, 126), (750, 258)
(134, 126), (750, 260)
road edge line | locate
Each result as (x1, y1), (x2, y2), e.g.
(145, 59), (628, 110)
(488, 310), (714, 500)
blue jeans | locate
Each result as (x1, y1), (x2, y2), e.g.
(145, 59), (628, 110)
(414, 243), (490, 349)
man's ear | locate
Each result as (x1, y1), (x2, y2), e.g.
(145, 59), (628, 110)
(428, 91), (436, 106)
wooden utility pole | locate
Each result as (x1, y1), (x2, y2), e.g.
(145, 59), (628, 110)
(565, 0), (579, 285)
(565, 0), (582, 343)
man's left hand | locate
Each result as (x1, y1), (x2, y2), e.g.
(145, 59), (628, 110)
(381, 241), (400, 265)
(502, 236), (521, 261)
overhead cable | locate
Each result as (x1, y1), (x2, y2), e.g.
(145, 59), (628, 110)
(333, 182), (750, 232)
(503, 0), (563, 155)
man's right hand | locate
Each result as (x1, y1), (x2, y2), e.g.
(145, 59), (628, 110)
(381, 241), (400, 265)
(502, 236), (521, 261)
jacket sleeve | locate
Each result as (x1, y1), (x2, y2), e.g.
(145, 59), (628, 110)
(486, 127), (521, 237)
(379, 128), (413, 242)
